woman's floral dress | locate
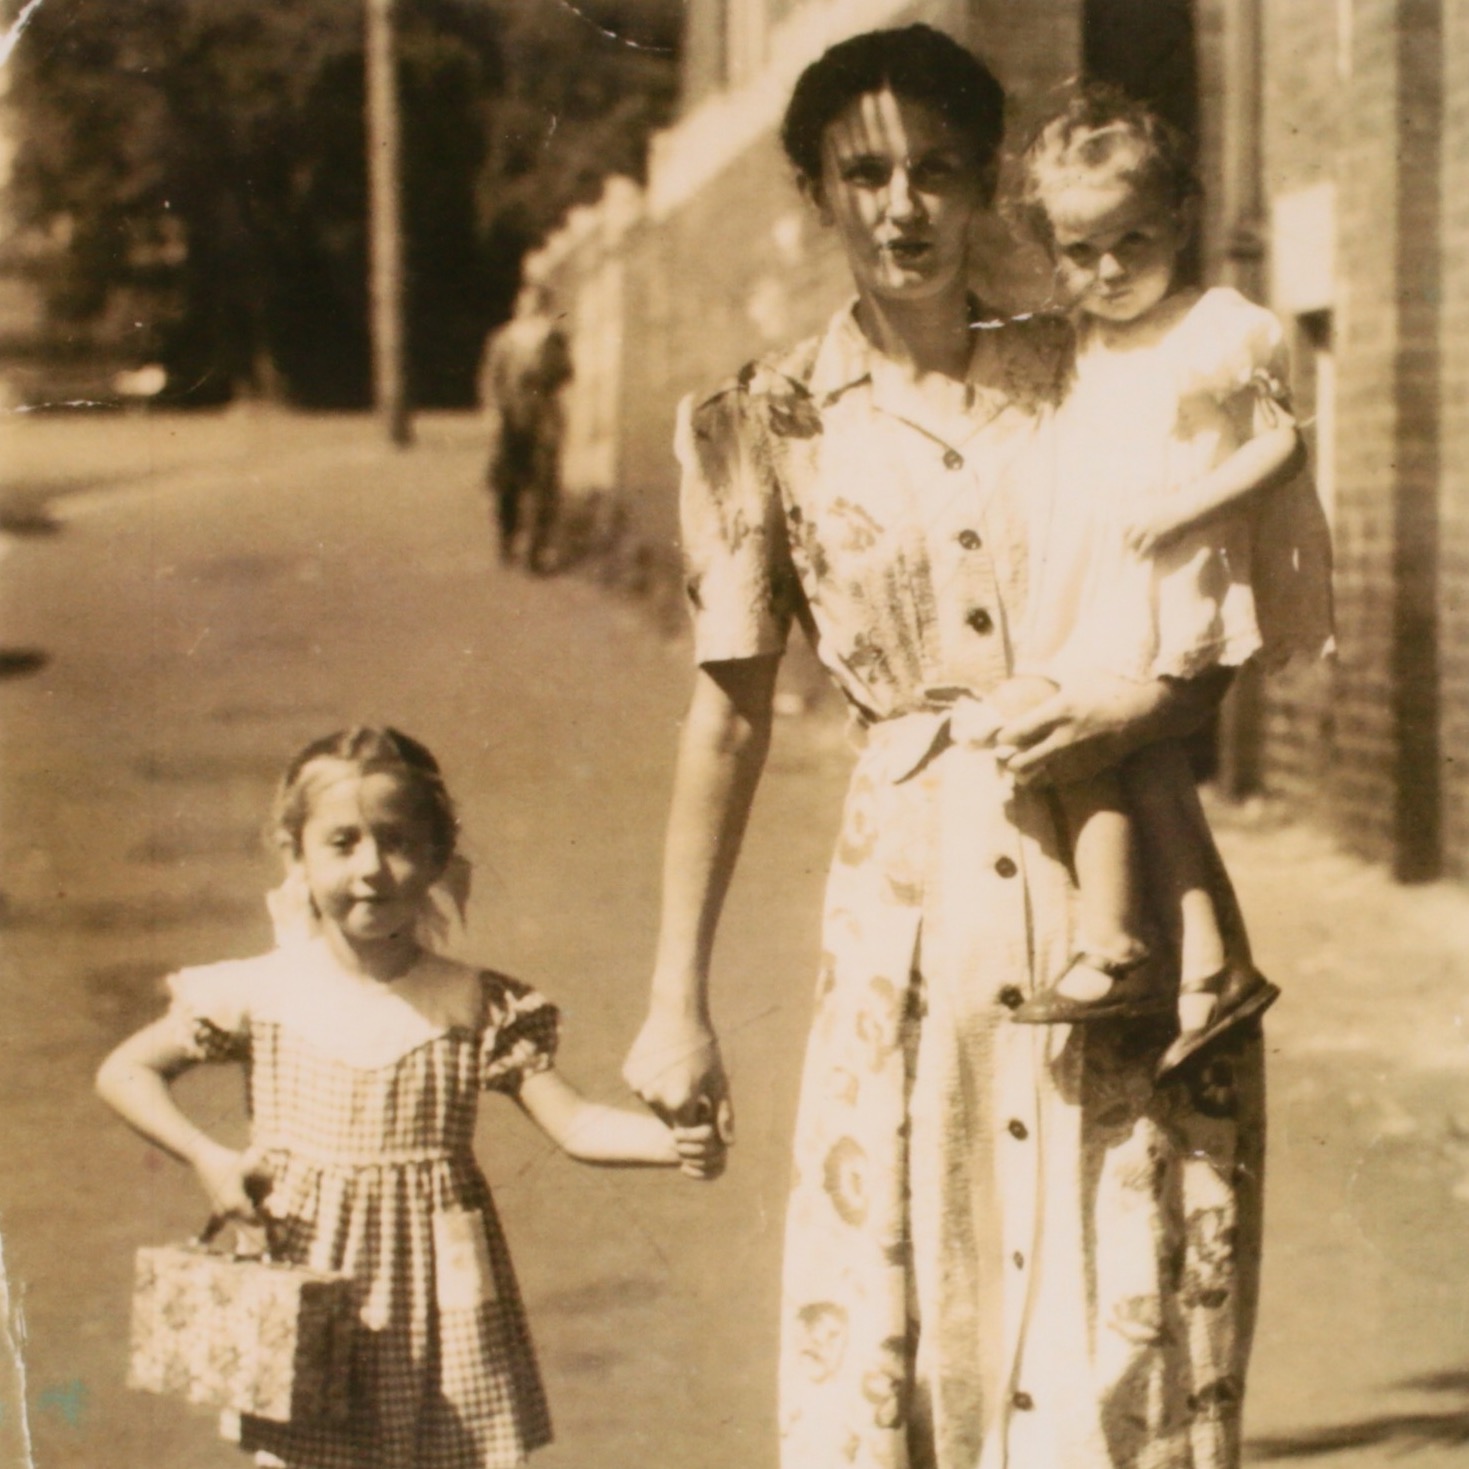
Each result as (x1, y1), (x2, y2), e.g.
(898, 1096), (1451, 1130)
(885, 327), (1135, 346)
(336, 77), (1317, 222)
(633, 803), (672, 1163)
(678, 302), (1302, 1469)
(164, 941), (558, 1469)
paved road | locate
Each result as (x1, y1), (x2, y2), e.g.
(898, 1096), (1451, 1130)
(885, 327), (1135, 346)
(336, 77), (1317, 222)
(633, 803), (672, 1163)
(2, 411), (1467, 1469)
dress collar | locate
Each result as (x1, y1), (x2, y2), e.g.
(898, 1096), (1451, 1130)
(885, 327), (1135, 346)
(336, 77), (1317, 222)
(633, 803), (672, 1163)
(805, 298), (1021, 451)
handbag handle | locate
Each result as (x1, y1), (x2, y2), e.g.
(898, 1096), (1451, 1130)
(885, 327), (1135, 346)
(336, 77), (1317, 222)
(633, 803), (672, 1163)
(196, 1152), (280, 1256)
(196, 1211), (286, 1262)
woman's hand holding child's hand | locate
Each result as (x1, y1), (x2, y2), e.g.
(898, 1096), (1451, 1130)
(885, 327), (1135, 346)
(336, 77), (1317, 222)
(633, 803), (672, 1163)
(670, 1114), (726, 1181)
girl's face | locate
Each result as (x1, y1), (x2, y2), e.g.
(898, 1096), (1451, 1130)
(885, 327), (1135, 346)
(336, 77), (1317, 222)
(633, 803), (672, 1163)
(297, 771), (446, 951)
(1045, 174), (1188, 323)
(811, 87), (987, 305)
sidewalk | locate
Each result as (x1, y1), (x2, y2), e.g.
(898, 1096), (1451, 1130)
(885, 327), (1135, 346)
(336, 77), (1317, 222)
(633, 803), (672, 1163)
(1, 409), (1466, 1467)
(1207, 799), (1469, 1464)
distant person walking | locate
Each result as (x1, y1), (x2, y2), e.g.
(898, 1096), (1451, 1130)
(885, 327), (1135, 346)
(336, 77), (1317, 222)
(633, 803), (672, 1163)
(480, 283), (573, 574)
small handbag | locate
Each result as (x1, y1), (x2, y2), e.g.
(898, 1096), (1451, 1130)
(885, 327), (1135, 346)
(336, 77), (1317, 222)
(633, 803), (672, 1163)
(127, 1217), (355, 1425)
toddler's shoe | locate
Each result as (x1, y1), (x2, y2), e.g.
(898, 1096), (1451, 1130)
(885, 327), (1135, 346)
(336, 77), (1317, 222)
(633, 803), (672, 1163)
(1011, 949), (1171, 1024)
(1155, 967), (1280, 1078)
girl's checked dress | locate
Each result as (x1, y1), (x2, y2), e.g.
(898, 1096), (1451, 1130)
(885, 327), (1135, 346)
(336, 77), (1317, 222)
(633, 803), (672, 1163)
(676, 300), (1329, 1469)
(163, 939), (558, 1469)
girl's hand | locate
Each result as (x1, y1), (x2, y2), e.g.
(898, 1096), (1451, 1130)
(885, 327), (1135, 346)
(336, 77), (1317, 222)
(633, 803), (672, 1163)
(191, 1140), (271, 1226)
(671, 1118), (726, 1181)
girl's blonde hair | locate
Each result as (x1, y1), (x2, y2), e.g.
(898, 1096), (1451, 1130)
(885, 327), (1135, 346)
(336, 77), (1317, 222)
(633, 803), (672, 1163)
(1012, 82), (1202, 246)
(271, 726), (458, 865)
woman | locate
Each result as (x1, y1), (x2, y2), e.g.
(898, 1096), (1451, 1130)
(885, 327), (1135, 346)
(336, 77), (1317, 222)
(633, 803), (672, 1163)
(625, 26), (1268, 1469)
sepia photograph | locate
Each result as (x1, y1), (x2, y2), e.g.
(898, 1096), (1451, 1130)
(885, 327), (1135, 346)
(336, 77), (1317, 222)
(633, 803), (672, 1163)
(1, 2), (1467, 1467)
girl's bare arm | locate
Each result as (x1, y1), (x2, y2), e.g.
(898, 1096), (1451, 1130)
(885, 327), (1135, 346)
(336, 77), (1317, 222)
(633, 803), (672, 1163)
(622, 655), (779, 1126)
(96, 1020), (264, 1220)
(517, 1070), (713, 1171)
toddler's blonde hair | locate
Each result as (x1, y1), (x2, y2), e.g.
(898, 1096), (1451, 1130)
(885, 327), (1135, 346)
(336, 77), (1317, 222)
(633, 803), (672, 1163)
(1012, 83), (1201, 247)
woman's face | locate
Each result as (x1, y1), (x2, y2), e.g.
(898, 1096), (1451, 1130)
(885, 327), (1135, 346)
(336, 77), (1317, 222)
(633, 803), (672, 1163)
(812, 88), (987, 305)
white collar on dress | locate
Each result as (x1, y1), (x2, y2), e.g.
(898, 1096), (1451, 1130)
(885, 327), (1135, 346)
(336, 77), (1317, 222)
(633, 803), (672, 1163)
(250, 940), (483, 1069)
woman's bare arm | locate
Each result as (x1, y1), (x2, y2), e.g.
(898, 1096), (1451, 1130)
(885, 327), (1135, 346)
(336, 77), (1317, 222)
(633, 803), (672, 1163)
(622, 655), (779, 1127)
(995, 666), (1234, 789)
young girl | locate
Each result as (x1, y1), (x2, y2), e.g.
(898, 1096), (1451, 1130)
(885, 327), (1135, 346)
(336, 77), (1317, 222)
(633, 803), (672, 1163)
(97, 727), (719, 1469)
(983, 86), (1334, 1074)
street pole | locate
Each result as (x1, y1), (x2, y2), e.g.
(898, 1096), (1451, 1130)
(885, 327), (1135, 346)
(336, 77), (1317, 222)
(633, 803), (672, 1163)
(365, 0), (412, 445)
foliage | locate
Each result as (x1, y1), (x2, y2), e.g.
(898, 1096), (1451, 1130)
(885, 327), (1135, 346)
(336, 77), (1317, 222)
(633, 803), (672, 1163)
(5, 0), (678, 406)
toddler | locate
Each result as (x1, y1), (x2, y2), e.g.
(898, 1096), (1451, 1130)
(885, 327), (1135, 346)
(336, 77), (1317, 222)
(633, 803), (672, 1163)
(98, 727), (719, 1468)
(991, 87), (1334, 1074)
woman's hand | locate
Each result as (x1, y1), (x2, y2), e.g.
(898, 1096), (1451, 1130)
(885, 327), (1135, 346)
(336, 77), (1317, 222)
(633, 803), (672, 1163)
(995, 667), (1231, 788)
(623, 1009), (733, 1147)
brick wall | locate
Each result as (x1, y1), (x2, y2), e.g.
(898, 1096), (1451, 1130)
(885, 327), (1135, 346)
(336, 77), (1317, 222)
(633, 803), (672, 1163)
(1322, 0), (1407, 864)
(1323, 0), (1445, 877)
(1441, 0), (1469, 877)
(1254, 0), (1342, 819)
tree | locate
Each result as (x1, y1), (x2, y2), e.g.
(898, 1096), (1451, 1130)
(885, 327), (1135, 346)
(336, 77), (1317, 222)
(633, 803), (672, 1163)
(5, 0), (678, 406)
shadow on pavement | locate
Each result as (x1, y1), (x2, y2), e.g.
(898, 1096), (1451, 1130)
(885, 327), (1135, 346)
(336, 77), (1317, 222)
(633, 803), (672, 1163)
(1247, 1373), (1469, 1460)
(0, 648), (49, 677)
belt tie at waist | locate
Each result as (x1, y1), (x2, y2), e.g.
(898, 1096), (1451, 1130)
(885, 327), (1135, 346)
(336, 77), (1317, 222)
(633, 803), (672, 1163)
(254, 1138), (459, 1169)
(853, 691), (1009, 786)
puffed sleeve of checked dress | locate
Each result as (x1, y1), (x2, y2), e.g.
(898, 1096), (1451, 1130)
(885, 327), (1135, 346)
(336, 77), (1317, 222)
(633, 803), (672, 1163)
(478, 972), (561, 1093)
(1179, 287), (1336, 669)
(676, 381), (800, 664)
(164, 957), (258, 1062)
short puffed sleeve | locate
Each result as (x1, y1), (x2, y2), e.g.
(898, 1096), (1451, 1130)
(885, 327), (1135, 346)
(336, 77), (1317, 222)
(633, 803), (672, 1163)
(478, 972), (560, 1092)
(1176, 287), (1293, 425)
(1177, 293), (1336, 669)
(677, 384), (797, 665)
(164, 959), (256, 1063)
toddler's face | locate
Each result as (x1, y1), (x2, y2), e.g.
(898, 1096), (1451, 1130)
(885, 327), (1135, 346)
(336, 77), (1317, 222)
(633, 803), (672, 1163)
(297, 772), (446, 948)
(1045, 175), (1187, 324)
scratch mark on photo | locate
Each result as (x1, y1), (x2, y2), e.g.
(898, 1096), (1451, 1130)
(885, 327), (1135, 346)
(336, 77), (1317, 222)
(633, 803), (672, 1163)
(0, 1231), (36, 1468)
(0, 0), (43, 69)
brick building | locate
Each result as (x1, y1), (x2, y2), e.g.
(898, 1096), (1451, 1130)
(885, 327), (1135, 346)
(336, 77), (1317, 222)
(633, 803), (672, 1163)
(530, 0), (1468, 885)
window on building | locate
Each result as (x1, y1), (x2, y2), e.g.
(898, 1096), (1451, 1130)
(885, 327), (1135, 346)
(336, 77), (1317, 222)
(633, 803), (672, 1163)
(1294, 309), (1336, 528)
(1084, 0), (1198, 139)
(1084, 0), (1200, 282)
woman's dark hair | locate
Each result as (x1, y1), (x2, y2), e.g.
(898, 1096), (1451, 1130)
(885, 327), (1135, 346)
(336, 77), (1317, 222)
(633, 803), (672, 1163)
(780, 25), (1007, 195)
(272, 726), (458, 865)
(1013, 82), (1202, 245)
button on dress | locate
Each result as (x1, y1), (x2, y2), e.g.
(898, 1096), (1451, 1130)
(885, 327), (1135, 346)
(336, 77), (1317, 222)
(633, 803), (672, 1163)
(165, 943), (557, 1469)
(678, 303), (1274, 1469)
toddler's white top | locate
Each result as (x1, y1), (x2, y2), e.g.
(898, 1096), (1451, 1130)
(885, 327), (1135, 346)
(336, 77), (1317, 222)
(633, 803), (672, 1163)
(1022, 286), (1335, 682)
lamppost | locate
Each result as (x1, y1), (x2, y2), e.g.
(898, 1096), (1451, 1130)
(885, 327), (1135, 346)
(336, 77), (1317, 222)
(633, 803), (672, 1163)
(365, 0), (411, 445)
